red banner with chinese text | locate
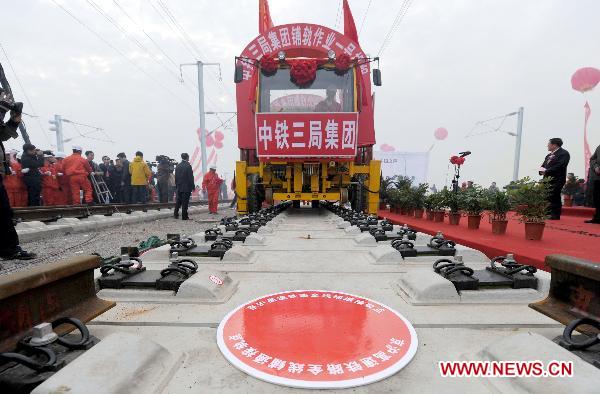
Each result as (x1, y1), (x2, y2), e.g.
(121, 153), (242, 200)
(256, 113), (359, 158)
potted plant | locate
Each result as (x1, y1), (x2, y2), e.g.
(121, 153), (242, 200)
(508, 177), (551, 240)
(387, 188), (400, 214)
(430, 192), (445, 222)
(485, 189), (511, 235)
(424, 194), (436, 220)
(410, 183), (428, 218)
(463, 186), (485, 229)
(561, 174), (578, 207)
(441, 188), (464, 225)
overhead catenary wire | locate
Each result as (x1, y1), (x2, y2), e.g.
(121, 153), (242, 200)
(155, 0), (235, 103)
(358, 0), (373, 35)
(377, 0), (414, 57)
(0, 42), (53, 146)
(148, 0), (228, 113)
(50, 0), (196, 112)
(85, 0), (197, 97)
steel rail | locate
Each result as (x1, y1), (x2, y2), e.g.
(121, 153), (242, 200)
(13, 200), (231, 222)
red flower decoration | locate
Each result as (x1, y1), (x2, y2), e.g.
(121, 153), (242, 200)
(450, 156), (466, 166)
(289, 59), (318, 86)
(334, 53), (353, 74)
(259, 56), (278, 75)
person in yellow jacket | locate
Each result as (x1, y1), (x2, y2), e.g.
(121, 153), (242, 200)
(129, 151), (152, 203)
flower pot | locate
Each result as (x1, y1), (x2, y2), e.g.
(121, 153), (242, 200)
(467, 215), (481, 229)
(408, 208), (415, 216)
(414, 208), (424, 219)
(426, 210), (435, 221)
(448, 212), (461, 225)
(394, 207), (401, 214)
(433, 211), (445, 222)
(524, 222), (545, 240)
(379, 201), (388, 210)
(563, 195), (573, 207)
(400, 208), (408, 215)
(491, 219), (508, 235)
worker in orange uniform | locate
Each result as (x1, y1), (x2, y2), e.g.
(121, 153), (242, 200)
(54, 152), (69, 205)
(62, 146), (93, 204)
(4, 150), (27, 207)
(202, 164), (223, 214)
(41, 154), (60, 205)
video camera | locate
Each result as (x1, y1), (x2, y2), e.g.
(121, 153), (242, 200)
(0, 89), (22, 116)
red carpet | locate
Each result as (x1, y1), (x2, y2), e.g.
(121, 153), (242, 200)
(562, 206), (595, 217)
(380, 210), (600, 272)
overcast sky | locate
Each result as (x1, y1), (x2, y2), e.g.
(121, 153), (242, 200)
(2, 0), (599, 187)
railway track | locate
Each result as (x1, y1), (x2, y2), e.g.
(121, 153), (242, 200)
(12, 201), (230, 222)
(0, 204), (598, 393)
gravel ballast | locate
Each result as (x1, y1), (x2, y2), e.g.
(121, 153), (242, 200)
(0, 207), (237, 276)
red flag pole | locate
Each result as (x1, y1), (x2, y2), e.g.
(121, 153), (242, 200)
(584, 101), (592, 180)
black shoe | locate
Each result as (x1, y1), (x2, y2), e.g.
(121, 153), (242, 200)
(182, 217), (189, 221)
(174, 213), (179, 219)
(0, 248), (36, 260)
(584, 219), (600, 224)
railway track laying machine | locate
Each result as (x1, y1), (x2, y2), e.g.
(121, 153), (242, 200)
(234, 19), (382, 214)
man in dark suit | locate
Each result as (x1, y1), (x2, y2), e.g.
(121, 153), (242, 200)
(586, 143), (600, 224)
(174, 152), (195, 220)
(539, 138), (570, 220)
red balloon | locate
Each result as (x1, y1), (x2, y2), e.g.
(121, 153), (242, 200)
(214, 141), (223, 149)
(214, 130), (224, 142)
(434, 127), (448, 140)
(571, 67), (600, 93)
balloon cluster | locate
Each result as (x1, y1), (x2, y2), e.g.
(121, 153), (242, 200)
(450, 155), (465, 166)
(206, 130), (224, 149)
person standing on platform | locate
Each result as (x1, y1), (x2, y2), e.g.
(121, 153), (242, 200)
(54, 152), (70, 205)
(230, 176), (237, 208)
(63, 146), (93, 205)
(99, 155), (114, 200)
(202, 164), (223, 214)
(4, 150), (27, 207)
(539, 138), (570, 220)
(129, 151), (151, 204)
(20, 143), (45, 206)
(111, 158), (124, 202)
(41, 154), (60, 205)
(156, 157), (171, 203)
(585, 143), (600, 224)
(174, 152), (194, 220)
(117, 152), (131, 203)
(0, 102), (36, 259)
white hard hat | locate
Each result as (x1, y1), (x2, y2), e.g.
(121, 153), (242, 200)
(209, 164), (217, 170)
(55, 151), (66, 158)
(72, 145), (83, 151)
(8, 149), (18, 155)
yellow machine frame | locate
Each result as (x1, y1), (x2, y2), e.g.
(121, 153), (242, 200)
(235, 159), (381, 215)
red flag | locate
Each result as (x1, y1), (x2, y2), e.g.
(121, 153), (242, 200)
(343, 0), (359, 42)
(259, 0), (274, 34)
(584, 101), (592, 180)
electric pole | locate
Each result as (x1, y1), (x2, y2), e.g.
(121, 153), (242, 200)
(48, 114), (64, 152)
(180, 61), (222, 175)
(512, 107), (524, 182)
